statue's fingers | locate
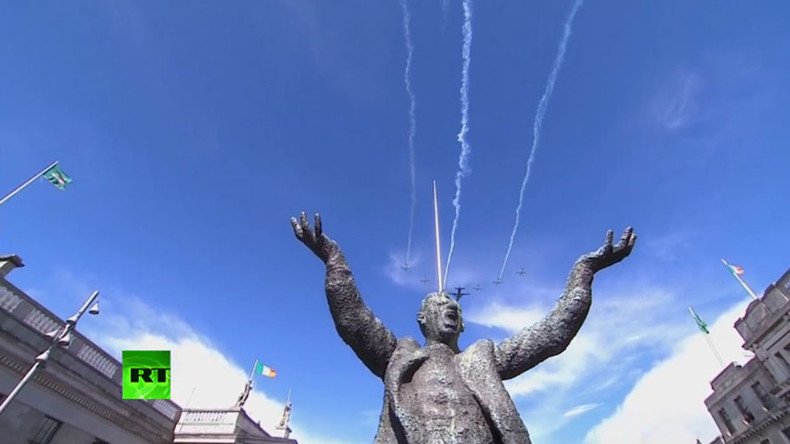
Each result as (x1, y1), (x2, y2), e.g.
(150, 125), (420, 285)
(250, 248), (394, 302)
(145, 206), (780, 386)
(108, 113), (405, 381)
(315, 213), (322, 238)
(605, 229), (614, 247)
(290, 217), (303, 237)
(299, 211), (316, 242)
(617, 227), (633, 248)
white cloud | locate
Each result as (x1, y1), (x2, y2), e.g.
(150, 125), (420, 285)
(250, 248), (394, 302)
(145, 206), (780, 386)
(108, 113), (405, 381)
(504, 333), (602, 397)
(584, 299), (752, 444)
(467, 285), (688, 399)
(652, 71), (701, 131)
(462, 275), (750, 444)
(384, 251), (428, 290)
(84, 297), (348, 444)
(563, 403), (601, 419)
(465, 301), (545, 334)
(644, 231), (692, 262)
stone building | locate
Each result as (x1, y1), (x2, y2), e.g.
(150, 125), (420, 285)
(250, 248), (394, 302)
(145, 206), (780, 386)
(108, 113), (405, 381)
(705, 268), (790, 444)
(0, 254), (302, 444)
(0, 255), (182, 443)
(173, 407), (298, 444)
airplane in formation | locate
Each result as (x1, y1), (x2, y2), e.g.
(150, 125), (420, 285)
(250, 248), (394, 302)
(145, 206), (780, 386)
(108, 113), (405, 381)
(401, 263), (411, 271)
(493, 277), (503, 286)
(472, 284), (482, 291)
(451, 286), (469, 302)
(420, 277), (430, 284)
(516, 267), (527, 276)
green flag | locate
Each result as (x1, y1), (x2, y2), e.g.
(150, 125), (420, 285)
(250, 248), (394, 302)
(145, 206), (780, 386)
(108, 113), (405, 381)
(43, 164), (72, 190)
(689, 307), (709, 334)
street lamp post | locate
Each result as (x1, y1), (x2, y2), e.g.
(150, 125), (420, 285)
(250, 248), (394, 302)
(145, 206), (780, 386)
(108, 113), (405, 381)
(0, 290), (100, 416)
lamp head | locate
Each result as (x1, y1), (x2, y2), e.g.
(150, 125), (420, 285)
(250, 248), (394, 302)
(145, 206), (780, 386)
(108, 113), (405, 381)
(58, 332), (73, 347)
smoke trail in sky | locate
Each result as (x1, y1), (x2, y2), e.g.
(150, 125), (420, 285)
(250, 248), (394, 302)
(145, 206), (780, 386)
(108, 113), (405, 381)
(444, 0), (473, 288)
(441, 0), (450, 31)
(400, 0), (418, 268)
(498, 0), (584, 280)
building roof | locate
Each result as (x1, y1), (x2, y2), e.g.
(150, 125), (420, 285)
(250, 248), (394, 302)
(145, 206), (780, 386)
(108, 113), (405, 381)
(174, 407), (298, 443)
(0, 276), (181, 442)
(0, 254), (24, 267)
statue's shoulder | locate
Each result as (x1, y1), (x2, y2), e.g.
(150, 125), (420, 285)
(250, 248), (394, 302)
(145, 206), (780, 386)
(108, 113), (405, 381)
(396, 336), (422, 351)
(461, 338), (496, 356)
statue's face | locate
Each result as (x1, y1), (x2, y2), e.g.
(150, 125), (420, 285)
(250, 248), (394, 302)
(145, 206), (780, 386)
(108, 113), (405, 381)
(417, 292), (464, 344)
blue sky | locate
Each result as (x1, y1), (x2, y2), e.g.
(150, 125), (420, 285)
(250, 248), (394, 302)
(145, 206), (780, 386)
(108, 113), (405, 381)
(1, 1), (789, 443)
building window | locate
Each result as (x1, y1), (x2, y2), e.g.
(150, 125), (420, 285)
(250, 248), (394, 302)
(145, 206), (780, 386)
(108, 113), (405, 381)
(775, 352), (790, 373)
(751, 382), (775, 410)
(718, 408), (736, 435)
(734, 396), (755, 424)
(30, 416), (62, 444)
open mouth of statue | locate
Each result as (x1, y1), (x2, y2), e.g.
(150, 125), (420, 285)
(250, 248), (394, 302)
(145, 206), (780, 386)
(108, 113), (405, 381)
(444, 309), (459, 327)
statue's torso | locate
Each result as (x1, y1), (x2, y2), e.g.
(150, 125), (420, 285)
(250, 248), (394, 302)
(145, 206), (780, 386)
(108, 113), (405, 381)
(398, 343), (495, 443)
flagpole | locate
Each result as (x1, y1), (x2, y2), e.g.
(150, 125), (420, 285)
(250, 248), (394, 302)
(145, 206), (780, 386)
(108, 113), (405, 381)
(721, 259), (759, 301)
(248, 359), (258, 382)
(688, 306), (725, 367)
(178, 386), (198, 432)
(432, 181), (444, 294)
(0, 160), (59, 206)
(704, 335), (726, 367)
(185, 386), (197, 407)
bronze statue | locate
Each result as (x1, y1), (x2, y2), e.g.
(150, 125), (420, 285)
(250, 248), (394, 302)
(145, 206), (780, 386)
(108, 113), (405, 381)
(291, 212), (636, 443)
(234, 380), (252, 408)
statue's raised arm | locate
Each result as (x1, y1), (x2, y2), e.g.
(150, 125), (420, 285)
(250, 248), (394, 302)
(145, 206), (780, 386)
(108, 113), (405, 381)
(291, 212), (397, 379)
(494, 227), (636, 380)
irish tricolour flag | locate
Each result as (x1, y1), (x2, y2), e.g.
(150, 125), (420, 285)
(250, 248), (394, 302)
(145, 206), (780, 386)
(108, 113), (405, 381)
(727, 263), (745, 276)
(255, 362), (277, 378)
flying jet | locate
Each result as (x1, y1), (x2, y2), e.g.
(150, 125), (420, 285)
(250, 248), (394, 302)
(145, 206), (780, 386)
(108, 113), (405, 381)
(420, 277), (430, 284)
(472, 284), (482, 292)
(452, 287), (469, 302)
(401, 263), (411, 271)
(493, 278), (503, 286)
(516, 267), (527, 276)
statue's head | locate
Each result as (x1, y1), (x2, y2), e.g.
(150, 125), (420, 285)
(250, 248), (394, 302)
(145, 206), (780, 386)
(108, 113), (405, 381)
(417, 292), (464, 347)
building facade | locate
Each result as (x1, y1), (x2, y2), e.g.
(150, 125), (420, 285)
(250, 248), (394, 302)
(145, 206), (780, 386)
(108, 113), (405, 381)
(0, 255), (182, 443)
(705, 268), (790, 444)
(173, 408), (297, 444)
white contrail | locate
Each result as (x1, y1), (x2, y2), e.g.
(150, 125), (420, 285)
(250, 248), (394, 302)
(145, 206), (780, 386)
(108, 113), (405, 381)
(444, 0), (473, 288)
(441, 0), (450, 31)
(400, 0), (418, 268)
(498, 0), (584, 280)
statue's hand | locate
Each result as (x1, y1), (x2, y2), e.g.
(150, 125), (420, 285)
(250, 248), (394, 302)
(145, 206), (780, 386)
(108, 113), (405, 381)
(291, 212), (337, 263)
(582, 227), (636, 272)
